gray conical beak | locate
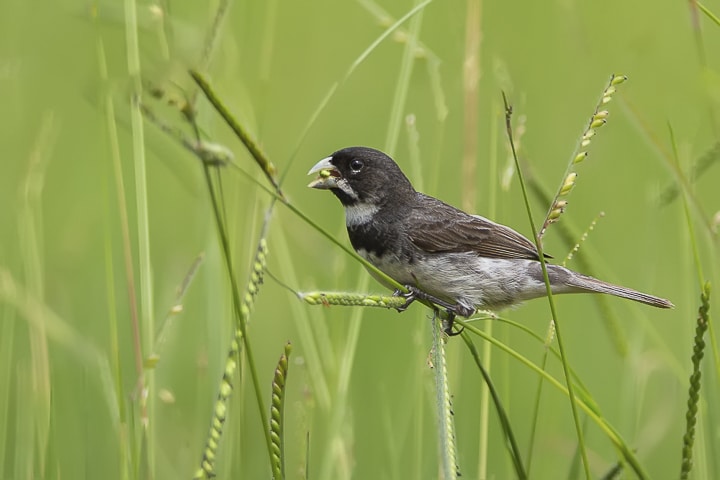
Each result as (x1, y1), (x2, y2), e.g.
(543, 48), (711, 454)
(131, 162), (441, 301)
(307, 156), (340, 189)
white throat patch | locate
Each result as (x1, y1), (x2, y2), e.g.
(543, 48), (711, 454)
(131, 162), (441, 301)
(345, 202), (380, 226)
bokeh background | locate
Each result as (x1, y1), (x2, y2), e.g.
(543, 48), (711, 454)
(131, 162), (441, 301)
(1, 0), (718, 478)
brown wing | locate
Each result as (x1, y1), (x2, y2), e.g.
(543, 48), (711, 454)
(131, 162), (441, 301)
(407, 194), (542, 260)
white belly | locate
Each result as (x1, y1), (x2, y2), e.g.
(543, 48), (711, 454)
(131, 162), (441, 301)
(357, 249), (560, 311)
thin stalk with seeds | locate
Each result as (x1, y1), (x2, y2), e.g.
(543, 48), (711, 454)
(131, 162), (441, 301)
(193, 234), (271, 479)
(502, 93), (591, 479)
(300, 291), (408, 310)
(539, 74), (627, 238)
(150, 253), (205, 364)
(193, 328), (242, 480)
(671, 120), (715, 480)
(270, 342), (292, 480)
(680, 282), (711, 480)
(563, 213), (604, 265)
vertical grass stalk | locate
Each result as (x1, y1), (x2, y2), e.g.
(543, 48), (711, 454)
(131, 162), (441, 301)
(122, 0), (156, 475)
(384, 0), (423, 154)
(461, 0), (481, 212)
(18, 112), (56, 478)
(97, 34), (131, 478)
(433, 312), (459, 479)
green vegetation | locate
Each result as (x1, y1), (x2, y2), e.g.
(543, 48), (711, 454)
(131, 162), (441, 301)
(1, 0), (718, 479)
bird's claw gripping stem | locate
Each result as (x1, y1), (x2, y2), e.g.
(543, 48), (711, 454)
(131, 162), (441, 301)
(393, 285), (472, 336)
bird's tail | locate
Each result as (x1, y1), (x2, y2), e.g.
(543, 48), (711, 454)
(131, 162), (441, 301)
(564, 270), (674, 309)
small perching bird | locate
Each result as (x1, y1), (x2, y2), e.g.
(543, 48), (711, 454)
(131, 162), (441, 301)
(308, 146), (673, 332)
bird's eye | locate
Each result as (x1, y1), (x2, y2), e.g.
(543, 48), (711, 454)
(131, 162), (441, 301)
(350, 159), (364, 172)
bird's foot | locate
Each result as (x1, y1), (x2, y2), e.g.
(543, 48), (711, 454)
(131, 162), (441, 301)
(440, 313), (464, 337)
(395, 286), (472, 336)
(395, 285), (455, 313)
(393, 287), (416, 312)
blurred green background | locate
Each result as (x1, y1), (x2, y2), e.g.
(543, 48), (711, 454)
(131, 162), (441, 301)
(1, 0), (719, 478)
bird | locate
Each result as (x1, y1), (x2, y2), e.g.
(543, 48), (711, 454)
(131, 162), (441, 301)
(307, 146), (673, 333)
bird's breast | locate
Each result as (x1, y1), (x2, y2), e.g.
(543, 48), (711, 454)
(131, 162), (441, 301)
(346, 222), (397, 258)
(347, 219), (422, 290)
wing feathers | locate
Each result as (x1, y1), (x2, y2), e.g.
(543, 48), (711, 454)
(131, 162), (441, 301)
(408, 194), (542, 260)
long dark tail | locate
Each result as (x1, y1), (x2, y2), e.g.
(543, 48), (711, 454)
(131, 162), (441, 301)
(564, 270), (674, 309)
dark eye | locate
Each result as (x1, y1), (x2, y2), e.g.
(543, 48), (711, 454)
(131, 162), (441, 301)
(350, 159), (364, 172)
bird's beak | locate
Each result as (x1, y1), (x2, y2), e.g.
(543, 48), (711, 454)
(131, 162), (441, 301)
(307, 156), (340, 189)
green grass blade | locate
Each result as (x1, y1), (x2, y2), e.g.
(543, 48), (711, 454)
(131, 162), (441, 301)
(460, 331), (526, 479)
